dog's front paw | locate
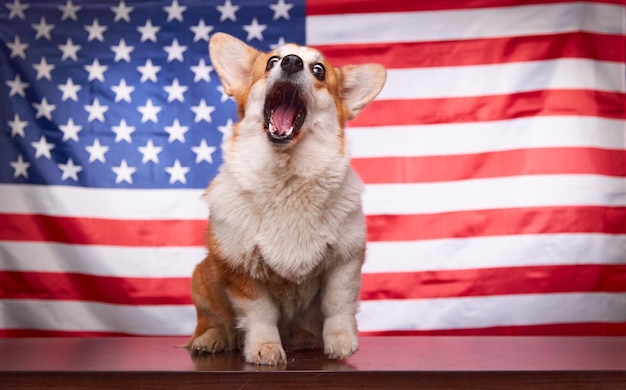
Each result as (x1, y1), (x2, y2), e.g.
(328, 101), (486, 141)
(324, 330), (359, 360)
(244, 342), (287, 365)
(187, 328), (232, 354)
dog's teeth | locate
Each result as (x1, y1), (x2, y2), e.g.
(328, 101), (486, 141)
(268, 122), (274, 133)
(286, 126), (294, 136)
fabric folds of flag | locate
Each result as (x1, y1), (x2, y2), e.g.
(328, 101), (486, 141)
(1, 0), (625, 337)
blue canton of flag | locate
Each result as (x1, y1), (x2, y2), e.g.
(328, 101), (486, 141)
(1, 0), (305, 189)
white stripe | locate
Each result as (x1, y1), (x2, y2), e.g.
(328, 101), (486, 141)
(0, 184), (207, 219)
(3, 175), (623, 219)
(5, 293), (624, 335)
(307, 3), (625, 45)
(3, 234), (622, 278)
(378, 59), (623, 100)
(348, 117), (626, 158)
(363, 234), (626, 274)
(363, 174), (626, 215)
(3, 234), (621, 278)
(0, 242), (204, 277)
(357, 293), (626, 332)
(1, 300), (195, 336)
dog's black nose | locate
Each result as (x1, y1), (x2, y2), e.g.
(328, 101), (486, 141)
(281, 54), (303, 75)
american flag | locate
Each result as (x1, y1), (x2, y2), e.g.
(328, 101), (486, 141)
(1, 0), (625, 337)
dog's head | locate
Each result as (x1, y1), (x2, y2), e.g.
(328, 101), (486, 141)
(209, 33), (386, 150)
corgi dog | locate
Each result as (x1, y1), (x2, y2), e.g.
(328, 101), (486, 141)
(186, 32), (386, 365)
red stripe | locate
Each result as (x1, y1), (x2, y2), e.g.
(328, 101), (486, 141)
(2, 206), (623, 245)
(359, 322), (626, 336)
(0, 271), (192, 305)
(361, 265), (626, 301)
(317, 32), (626, 68)
(3, 323), (626, 337)
(366, 206), (626, 242)
(352, 148), (626, 184)
(5, 264), (623, 304)
(352, 90), (626, 127)
(0, 214), (206, 246)
(0, 329), (148, 338)
(307, 0), (625, 15)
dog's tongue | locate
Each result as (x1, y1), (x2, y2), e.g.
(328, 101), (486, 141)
(272, 104), (296, 135)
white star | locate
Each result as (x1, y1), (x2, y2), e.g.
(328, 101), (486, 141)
(218, 118), (234, 140)
(6, 0), (29, 20)
(165, 159), (190, 184)
(269, 36), (286, 50)
(59, 118), (82, 141)
(84, 59), (108, 82)
(137, 19), (160, 42)
(111, 0), (134, 22)
(10, 154), (30, 179)
(217, 0), (240, 22)
(112, 119), (135, 143)
(164, 119), (188, 143)
(33, 57), (55, 80)
(85, 139), (109, 163)
(137, 59), (160, 82)
(243, 18), (267, 41)
(58, 0), (81, 21)
(269, 0), (293, 20)
(164, 79), (188, 102)
(192, 139), (217, 163)
(163, 39), (187, 62)
(190, 19), (213, 42)
(31, 135), (55, 159)
(6, 74), (29, 97)
(164, 0), (187, 22)
(112, 159), (136, 184)
(111, 78), (135, 103)
(191, 99), (216, 123)
(58, 78), (81, 101)
(84, 98), (109, 122)
(7, 36), (28, 59)
(84, 18), (108, 42)
(138, 139), (163, 163)
(190, 58), (213, 83)
(33, 97), (57, 120)
(58, 38), (81, 61)
(8, 113), (28, 137)
(31, 17), (55, 40)
(216, 85), (232, 102)
(138, 99), (162, 123)
(58, 158), (83, 181)
(111, 39), (134, 62)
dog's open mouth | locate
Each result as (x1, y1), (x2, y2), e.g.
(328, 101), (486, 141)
(263, 82), (307, 145)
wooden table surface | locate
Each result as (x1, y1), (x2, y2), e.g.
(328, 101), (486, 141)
(2, 336), (625, 389)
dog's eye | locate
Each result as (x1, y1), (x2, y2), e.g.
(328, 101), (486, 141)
(266, 56), (280, 71)
(311, 63), (325, 81)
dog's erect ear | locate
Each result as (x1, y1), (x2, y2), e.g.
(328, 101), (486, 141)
(340, 64), (386, 120)
(209, 33), (260, 97)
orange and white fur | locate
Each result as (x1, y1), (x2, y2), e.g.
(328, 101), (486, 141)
(186, 33), (386, 365)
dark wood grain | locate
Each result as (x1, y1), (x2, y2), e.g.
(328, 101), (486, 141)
(2, 336), (625, 389)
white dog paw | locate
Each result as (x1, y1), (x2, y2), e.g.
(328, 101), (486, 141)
(244, 342), (287, 365)
(324, 331), (359, 360)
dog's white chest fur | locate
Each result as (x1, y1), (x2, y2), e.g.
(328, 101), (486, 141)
(208, 134), (364, 282)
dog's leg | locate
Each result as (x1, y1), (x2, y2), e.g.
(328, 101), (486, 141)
(231, 289), (286, 365)
(185, 258), (238, 354)
(321, 256), (363, 360)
